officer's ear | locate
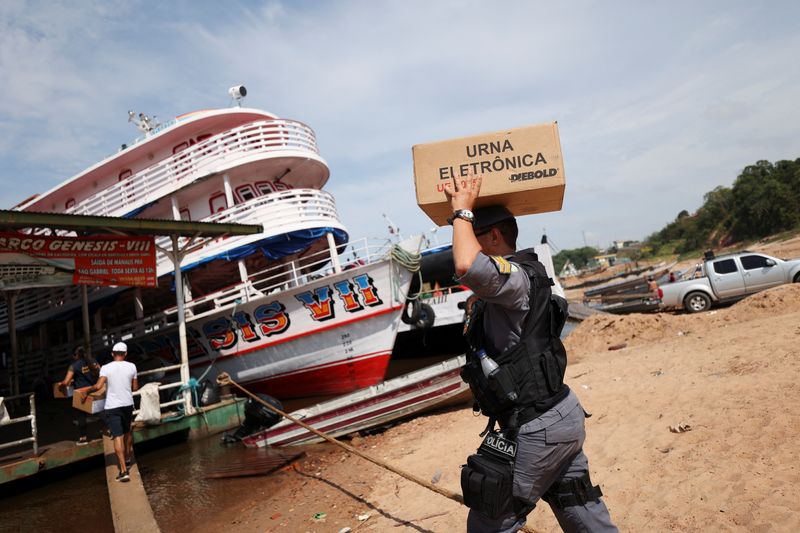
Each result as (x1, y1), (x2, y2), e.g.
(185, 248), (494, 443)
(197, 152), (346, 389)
(490, 227), (500, 245)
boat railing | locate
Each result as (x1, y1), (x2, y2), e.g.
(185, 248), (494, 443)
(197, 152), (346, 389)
(0, 284), (108, 333)
(0, 392), (38, 456)
(131, 364), (186, 416)
(152, 188), (342, 271)
(66, 119), (321, 219)
(162, 236), (392, 319)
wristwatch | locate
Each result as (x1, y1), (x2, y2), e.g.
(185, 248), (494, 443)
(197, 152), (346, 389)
(449, 209), (475, 225)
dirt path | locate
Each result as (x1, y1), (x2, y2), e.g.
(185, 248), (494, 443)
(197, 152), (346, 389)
(187, 284), (800, 532)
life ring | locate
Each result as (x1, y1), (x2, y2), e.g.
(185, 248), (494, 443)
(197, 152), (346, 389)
(401, 300), (421, 324)
(415, 303), (435, 329)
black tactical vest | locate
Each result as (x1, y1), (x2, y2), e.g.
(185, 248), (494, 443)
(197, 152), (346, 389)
(461, 249), (570, 429)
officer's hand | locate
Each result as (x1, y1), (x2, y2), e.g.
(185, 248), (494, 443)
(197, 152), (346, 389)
(443, 174), (482, 211)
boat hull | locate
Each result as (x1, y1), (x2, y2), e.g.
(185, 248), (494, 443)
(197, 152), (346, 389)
(241, 355), (470, 447)
(128, 258), (412, 399)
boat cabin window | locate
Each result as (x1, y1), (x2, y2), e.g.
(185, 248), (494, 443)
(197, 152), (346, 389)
(118, 169), (132, 181)
(235, 184), (257, 203)
(65, 198), (76, 210)
(209, 193), (227, 214)
(173, 141), (189, 154)
(256, 181), (276, 195)
(712, 259), (737, 275)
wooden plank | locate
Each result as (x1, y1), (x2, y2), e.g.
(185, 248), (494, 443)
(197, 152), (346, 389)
(103, 436), (161, 533)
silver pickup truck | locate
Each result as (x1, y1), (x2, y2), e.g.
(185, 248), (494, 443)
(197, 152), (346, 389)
(659, 251), (800, 313)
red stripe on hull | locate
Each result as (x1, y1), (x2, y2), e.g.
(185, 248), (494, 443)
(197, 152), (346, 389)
(242, 353), (391, 398)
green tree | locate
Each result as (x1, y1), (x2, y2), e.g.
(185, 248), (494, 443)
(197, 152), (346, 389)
(641, 158), (800, 256)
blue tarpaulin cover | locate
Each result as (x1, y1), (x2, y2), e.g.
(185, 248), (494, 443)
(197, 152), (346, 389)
(179, 227), (348, 272)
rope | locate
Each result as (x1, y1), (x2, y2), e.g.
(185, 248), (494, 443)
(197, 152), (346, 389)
(388, 243), (423, 302)
(216, 372), (541, 533)
(161, 378), (201, 422)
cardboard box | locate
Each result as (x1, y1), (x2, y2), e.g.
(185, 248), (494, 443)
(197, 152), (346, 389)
(53, 383), (74, 399)
(72, 386), (106, 414)
(412, 122), (565, 225)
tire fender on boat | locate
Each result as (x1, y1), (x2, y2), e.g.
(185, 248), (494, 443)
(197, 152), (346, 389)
(401, 300), (421, 324)
(415, 303), (435, 329)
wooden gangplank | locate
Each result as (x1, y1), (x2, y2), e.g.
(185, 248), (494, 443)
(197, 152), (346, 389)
(103, 436), (161, 533)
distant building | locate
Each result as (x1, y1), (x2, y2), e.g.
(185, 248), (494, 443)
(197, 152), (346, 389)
(592, 253), (617, 268)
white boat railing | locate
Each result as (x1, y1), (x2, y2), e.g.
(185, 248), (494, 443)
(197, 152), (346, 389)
(66, 119), (321, 219)
(0, 284), (107, 333)
(132, 364), (186, 416)
(153, 188), (343, 271)
(0, 393), (38, 456)
(161, 237), (393, 320)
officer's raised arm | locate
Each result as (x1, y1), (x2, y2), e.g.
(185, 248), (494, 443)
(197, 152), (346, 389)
(443, 175), (483, 277)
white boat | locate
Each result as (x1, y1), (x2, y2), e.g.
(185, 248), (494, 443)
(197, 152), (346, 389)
(242, 355), (470, 447)
(395, 237), (564, 343)
(0, 93), (420, 398)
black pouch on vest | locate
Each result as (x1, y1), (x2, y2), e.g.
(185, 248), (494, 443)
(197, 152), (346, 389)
(461, 358), (507, 416)
(487, 365), (519, 405)
(460, 432), (517, 519)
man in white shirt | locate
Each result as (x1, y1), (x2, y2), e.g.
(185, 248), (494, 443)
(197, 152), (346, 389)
(85, 342), (138, 482)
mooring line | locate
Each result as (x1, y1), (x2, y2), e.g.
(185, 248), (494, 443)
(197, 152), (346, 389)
(216, 372), (542, 533)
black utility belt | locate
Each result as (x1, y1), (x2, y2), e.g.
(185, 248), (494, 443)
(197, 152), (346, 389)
(498, 386), (570, 429)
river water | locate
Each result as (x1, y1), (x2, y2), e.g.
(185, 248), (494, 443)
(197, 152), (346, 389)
(0, 455), (113, 533)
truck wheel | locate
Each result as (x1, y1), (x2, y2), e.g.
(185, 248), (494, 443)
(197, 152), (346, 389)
(684, 292), (711, 313)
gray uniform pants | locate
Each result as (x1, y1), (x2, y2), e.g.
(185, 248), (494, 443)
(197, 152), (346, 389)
(467, 398), (618, 533)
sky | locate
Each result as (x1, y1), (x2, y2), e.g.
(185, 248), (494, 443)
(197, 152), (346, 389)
(1, 1), (799, 250)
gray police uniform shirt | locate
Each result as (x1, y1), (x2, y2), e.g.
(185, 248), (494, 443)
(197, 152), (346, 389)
(457, 252), (580, 433)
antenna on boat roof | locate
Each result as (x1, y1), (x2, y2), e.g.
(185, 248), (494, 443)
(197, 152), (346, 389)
(382, 213), (402, 242)
(128, 110), (160, 134)
(228, 85), (247, 107)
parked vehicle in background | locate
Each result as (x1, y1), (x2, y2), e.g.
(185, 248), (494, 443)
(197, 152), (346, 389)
(659, 251), (800, 313)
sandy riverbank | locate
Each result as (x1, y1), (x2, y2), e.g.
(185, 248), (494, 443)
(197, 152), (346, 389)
(176, 282), (800, 532)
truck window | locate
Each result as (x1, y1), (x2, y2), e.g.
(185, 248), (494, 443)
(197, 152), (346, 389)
(712, 259), (737, 274)
(740, 255), (771, 270)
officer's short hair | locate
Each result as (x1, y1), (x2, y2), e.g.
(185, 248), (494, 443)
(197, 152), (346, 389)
(493, 218), (518, 249)
(473, 206), (518, 249)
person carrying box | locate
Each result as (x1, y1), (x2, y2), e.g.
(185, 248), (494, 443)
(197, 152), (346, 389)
(84, 342), (138, 482)
(57, 346), (100, 446)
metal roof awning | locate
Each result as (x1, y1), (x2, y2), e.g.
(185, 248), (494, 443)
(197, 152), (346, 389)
(0, 210), (263, 237)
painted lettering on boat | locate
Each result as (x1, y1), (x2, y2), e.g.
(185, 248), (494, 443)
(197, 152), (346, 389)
(253, 302), (291, 337)
(333, 280), (363, 312)
(295, 286), (335, 321)
(296, 274), (382, 321)
(200, 274), (383, 350)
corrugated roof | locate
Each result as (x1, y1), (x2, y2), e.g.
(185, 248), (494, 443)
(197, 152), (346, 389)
(0, 210), (262, 238)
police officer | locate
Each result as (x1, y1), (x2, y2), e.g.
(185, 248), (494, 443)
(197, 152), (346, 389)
(444, 176), (617, 533)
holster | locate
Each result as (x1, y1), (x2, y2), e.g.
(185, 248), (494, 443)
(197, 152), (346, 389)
(460, 432), (517, 519)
